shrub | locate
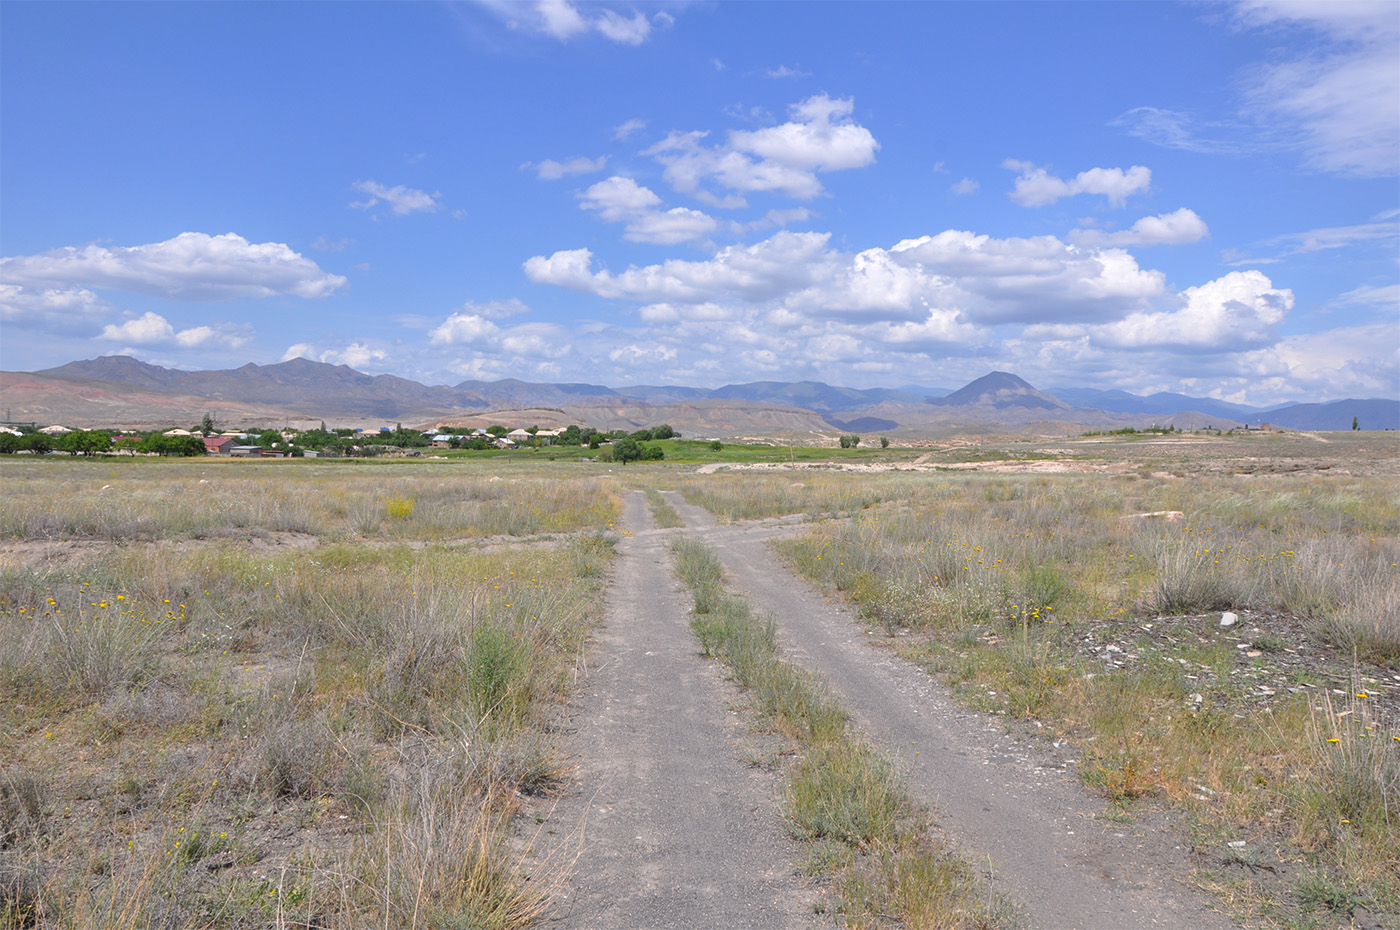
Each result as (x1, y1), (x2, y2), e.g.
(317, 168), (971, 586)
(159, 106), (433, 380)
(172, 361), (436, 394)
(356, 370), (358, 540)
(383, 495), (416, 520)
(467, 624), (533, 736)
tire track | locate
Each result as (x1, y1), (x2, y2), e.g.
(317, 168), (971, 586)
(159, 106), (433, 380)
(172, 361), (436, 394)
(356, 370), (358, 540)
(668, 493), (1239, 930)
(540, 491), (828, 930)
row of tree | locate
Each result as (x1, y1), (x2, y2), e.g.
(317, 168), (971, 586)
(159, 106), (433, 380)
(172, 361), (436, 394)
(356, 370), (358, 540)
(0, 431), (207, 457)
(0, 419), (685, 458)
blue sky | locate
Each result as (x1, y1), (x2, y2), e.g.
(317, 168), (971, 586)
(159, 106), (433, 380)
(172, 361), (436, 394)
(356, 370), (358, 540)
(2, 0), (1396, 404)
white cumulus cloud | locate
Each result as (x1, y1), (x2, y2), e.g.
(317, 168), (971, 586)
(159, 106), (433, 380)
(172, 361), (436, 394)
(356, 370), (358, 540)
(578, 176), (718, 245)
(1233, 321), (1399, 399)
(99, 312), (175, 344)
(283, 342), (388, 369)
(529, 155), (609, 180)
(527, 227), (1166, 327)
(592, 7), (651, 44)
(613, 118), (646, 141)
(644, 95), (879, 203)
(99, 311), (249, 349)
(1096, 269), (1292, 349)
(1004, 160), (1152, 207)
(0, 285), (113, 329)
(349, 180), (441, 215)
(484, 0), (654, 44)
(0, 232), (346, 301)
(429, 312), (501, 346)
(1070, 208), (1210, 247)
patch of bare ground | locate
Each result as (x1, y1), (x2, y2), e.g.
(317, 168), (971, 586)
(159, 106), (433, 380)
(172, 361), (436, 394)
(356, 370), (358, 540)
(954, 606), (1400, 930)
(1068, 609), (1400, 736)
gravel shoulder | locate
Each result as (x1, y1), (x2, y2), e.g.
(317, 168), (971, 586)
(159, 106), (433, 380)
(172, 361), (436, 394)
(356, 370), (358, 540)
(538, 491), (828, 930)
(667, 493), (1241, 930)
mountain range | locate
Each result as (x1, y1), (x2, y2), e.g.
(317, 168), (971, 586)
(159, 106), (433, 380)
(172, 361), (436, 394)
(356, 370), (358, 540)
(1, 357), (1395, 436)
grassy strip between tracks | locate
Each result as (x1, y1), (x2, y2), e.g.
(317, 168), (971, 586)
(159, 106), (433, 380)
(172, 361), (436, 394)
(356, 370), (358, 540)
(641, 487), (684, 528)
(670, 536), (1020, 930)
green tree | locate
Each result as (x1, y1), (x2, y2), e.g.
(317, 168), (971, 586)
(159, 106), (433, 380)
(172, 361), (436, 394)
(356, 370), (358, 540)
(58, 430), (112, 456)
(138, 435), (205, 456)
(200, 412), (216, 436)
(641, 443), (664, 460)
(388, 424), (429, 447)
(709, 440), (723, 451)
(651, 424), (675, 439)
(612, 437), (642, 464)
(1353, 416), (1360, 430)
(880, 436), (890, 449)
(22, 434), (53, 454)
(297, 428), (336, 449)
(486, 425), (508, 437)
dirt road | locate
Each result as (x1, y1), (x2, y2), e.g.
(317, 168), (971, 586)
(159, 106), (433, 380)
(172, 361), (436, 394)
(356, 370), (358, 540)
(667, 492), (1239, 930)
(540, 492), (828, 929)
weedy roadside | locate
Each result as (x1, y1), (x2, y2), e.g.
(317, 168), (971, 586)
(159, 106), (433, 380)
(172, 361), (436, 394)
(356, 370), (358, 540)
(748, 472), (1398, 929)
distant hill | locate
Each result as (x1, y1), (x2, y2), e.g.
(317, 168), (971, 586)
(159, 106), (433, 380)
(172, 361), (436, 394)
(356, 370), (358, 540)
(39, 357), (470, 419)
(1263, 399), (1400, 431)
(10, 356), (1393, 437)
(0, 370), (316, 429)
(708, 380), (927, 412)
(1047, 386), (1266, 423)
(929, 371), (1070, 411)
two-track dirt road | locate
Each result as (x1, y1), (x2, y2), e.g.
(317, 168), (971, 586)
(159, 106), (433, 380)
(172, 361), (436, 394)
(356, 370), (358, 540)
(540, 492), (827, 929)
(540, 490), (1239, 929)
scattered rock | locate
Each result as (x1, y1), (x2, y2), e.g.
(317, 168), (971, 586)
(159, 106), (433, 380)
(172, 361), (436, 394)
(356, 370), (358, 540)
(1220, 611), (1238, 627)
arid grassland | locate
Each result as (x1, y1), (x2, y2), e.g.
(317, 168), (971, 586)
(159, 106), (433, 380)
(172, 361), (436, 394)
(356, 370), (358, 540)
(663, 440), (1399, 928)
(0, 459), (620, 928)
(1, 430), (1396, 929)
